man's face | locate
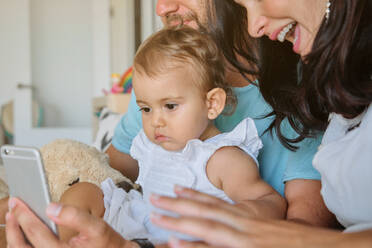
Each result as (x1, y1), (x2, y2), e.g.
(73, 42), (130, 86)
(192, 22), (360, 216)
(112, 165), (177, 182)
(156, 0), (208, 29)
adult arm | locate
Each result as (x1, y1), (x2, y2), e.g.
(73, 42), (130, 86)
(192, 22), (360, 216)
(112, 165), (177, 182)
(283, 179), (338, 227)
(281, 128), (338, 227)
(6, 197), (171, 248)
(105, 91), (142, 182)
(150, 188), (372, 248)
(285, 179), (339, 227)
(106, 144), (139, 182)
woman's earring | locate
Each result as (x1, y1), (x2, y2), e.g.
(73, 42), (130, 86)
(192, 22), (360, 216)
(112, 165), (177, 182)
(325, 0), (331, 21)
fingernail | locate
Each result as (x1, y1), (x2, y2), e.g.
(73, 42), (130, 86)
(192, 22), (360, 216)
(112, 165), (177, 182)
(169, 236), (182, 247)
(5, 212), (10, 222)
(8, 197), (16, 211)
(70, 235), (87, 245)
(46, 203), (62, 217)
(174, 185), (184, 193)
(150, 193), (160, 201)
(150, 212), (162, 221)
(69, 236), (79, 245)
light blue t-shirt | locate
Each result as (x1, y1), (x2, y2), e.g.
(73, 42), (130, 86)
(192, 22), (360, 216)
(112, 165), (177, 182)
(112, 84), (321, 196)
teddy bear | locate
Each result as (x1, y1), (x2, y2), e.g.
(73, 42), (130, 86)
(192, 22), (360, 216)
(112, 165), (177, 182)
(0, 139), (136, 202)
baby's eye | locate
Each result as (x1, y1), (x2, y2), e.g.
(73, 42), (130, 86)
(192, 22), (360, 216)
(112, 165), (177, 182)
(165, 103), (178, 110)
(139, 107), (151, 113)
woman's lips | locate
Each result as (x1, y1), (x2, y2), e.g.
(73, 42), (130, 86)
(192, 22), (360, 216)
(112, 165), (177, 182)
(292, 24), (301, 54)
(269, 28), (281, 41)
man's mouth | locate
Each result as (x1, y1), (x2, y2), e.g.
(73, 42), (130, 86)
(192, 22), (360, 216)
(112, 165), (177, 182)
(166, 13), (200, 28)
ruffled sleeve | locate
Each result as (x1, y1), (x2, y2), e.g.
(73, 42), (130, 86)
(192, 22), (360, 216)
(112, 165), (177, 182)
(206, 117), (263, 165)
(130, 129), (154, 161)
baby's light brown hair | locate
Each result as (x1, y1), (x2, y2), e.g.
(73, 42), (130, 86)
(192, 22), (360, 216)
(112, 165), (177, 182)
(133, 25), (237, 115)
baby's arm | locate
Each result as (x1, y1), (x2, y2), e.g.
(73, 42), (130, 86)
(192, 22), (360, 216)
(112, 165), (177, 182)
(58, 182), (105, 241)
(206, 147), (287, 219)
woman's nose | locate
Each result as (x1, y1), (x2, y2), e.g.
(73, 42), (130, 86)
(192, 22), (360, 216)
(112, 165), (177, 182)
(156, 0), (179, 18)
(247, 13), (267, 38)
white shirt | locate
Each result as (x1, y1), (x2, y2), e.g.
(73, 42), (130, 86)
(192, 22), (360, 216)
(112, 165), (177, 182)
(132, 117), (262, 207)
(102, 118), (263, 243)
(313, 104), (372, 232)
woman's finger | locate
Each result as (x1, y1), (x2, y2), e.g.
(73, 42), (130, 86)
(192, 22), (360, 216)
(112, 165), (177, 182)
(7, 198), (60, 248)
(155, 187), (256, 219)
(174, 186), (227, 204)
(151, 213), (251, 248)
(150, 193), (252, 230)
(168, 237), (215, 248)
(5, 211), (32, 248)
(175, 187), (262, 219)
(47, 203), (126, 247)
(47, 203), (101, 238)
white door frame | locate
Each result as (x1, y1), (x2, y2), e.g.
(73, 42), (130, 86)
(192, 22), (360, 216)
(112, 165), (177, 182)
(141, 0), (162, 42)
(14, 0), (111, 147)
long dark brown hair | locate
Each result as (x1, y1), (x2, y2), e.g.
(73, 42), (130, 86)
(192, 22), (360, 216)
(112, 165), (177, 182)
(206, 0), (260, 84)
(209, 0), (372, 149)
(261, 0), (372, 148)
(207, 0), (301, 150)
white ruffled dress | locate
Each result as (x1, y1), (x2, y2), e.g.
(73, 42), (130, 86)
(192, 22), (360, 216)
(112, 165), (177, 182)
(101, 117), (263, 243)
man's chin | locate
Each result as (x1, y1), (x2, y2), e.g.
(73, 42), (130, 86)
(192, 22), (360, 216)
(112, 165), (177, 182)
(184, 20), (200, 30)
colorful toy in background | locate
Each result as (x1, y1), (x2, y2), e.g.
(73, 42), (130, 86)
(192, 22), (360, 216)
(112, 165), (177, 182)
(110, 67), (133, 94)
(96, 67), (133, 117)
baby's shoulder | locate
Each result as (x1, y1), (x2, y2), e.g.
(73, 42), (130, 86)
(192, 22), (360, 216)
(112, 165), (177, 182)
(207, 146), (257, 175)
(206, 145), (259, 191)
(211, 146), (252, 161)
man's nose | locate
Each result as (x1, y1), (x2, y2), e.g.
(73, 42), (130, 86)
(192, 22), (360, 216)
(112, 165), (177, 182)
(156, 0), (179, 18)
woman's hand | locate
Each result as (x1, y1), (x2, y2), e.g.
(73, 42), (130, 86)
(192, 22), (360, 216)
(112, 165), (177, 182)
(6, 197), (128, 248)
(150, 186), (346, 248)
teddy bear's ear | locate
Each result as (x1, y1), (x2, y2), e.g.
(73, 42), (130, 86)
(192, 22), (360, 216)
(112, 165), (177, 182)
(68, 178), (80, 186)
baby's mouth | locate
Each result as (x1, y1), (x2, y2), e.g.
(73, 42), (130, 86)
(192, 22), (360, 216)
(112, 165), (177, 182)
(155, 134), (168, 142)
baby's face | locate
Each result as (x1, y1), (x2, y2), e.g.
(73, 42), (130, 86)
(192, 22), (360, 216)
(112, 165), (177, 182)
(133, 68), (210, 151)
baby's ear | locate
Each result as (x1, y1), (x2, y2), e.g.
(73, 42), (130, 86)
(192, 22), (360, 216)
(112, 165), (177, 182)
(206, 88), (226, 120)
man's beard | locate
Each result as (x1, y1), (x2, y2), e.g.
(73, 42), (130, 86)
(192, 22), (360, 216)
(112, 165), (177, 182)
(165, 13), (206, 31)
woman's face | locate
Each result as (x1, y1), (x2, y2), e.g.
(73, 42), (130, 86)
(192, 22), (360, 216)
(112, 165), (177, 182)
(234, 0), (327, 56)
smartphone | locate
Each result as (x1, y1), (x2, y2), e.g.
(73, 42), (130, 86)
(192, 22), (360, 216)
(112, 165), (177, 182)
(0, 145), (58, 235)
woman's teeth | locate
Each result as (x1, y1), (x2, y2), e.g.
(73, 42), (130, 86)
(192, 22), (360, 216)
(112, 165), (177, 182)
(277, 22), (296, 42)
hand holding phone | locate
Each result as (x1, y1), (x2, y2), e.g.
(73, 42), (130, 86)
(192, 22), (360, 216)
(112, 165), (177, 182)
(1, 145), (58, 235)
